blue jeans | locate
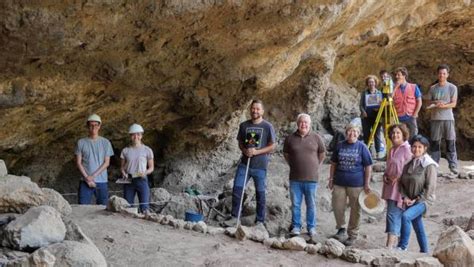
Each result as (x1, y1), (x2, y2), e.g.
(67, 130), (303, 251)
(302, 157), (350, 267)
(290, 181), (318, 231)
(398, 201), (428, 253)
(78, 181), (108, 205)
(123, 177), (150, 213)
(232, 163), (267, 223)
(386, 200), (403, 236)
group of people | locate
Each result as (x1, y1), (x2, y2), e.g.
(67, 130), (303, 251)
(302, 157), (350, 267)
(360, 64), (459, 174)
(74, 64), (457, 253)
(223, 64), (458, 252)
(75, 114), (154, 214)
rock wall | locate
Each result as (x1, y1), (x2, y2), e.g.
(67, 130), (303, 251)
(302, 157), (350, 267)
(0, 1), (472, 193)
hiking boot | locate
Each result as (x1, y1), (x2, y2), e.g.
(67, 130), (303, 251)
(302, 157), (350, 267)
(343, 236), (357, 246)
(331, 228), (347, 241)
(222, 217), (237, 227)
(290, 227), (301, 237)
(449, 165), (459, 175)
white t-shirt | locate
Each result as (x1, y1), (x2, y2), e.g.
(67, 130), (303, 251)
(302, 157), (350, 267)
(120, 145), (154, 177)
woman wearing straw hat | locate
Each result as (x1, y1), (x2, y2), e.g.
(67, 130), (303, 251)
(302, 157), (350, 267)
(120, 123), (154, 214)
(328, 123), (373, 246)
(397, 135), (437, 253)
(382, 124), (412, 249)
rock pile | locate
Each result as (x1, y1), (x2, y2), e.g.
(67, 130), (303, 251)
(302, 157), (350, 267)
(0, 160), (106, 266)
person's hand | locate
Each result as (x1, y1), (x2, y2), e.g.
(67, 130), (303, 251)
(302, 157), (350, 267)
(389, 176), (399, 186)
(327, 179), (334, 190)
(412, 113), (419, 118)
(364, 185), (371, 194)
(121, 171), (128, 179)
(244, 148), (257, 158)
(404, 197), (415, 207)
(362, 111), (367, 118)
(383, 175), (390, 184)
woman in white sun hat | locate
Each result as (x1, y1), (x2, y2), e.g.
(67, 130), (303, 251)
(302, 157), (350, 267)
(120, 123), (154, 214)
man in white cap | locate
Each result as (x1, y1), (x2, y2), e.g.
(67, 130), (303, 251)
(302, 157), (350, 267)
(75, 114), (114, 205)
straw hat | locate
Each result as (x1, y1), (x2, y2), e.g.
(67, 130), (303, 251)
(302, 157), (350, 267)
(358, 190), (385, 215)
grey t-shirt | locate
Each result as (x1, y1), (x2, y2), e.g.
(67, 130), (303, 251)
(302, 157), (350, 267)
(75, 136), (114, 183)
(427, 82), (457, 121)
(120, 145), (154, 177)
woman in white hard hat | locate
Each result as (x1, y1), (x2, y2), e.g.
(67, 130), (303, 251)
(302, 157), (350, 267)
(120, 123), (154, 214)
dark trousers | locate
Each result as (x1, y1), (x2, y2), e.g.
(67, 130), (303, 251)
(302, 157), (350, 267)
(362, 117), (382, 153)
(123, 177), (150, 213)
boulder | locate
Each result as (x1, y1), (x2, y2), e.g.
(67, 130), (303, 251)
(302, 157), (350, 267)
(169, 219), (185, 229)
(160, 193), (206, 220)
(106, 196), (129, 212)
(0, 247), (29, 266)
(271, 237), (286, 250)
(62, 218), (102, 257)
(359, 254), (375, 265)
(0, 159), (6, 176)
(40, 188), (72, 217)
(224, 227), (237, 237)
(342, 248), (362, 263)
(32, 240), (106, 267)
(467, 212), (474, 231)
(321, 238), (345, 258)
(415, 256), (443, 267)
(3, 206), (66, 251)
(466, 230), (474, 240)
(372, 255), (401, 266)
(28, 248), (56, 266)
(263, 237), (277, 247)
(306, 243), (322, 255)
(150, 187), (171, 203)
(0, 175), (45, 213)
(193, 221), (207, 234)
(433, 225), (474, 267)
(184, 221), (196, 230)
(160, 215), (174, 225)
(282, 236), (307, 251)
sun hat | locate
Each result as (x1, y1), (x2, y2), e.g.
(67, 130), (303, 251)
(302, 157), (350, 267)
(358, 190), (385, 215)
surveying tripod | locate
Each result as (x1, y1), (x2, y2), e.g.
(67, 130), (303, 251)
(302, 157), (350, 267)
(367, 78), (399, 154)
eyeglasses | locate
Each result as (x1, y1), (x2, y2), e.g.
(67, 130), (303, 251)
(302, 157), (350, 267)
(88, 123), (100, 128)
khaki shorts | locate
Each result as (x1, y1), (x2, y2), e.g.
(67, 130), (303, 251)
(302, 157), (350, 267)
(430, 120), (456, 141)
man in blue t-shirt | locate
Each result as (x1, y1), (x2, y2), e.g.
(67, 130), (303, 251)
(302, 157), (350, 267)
(75, 114), (114, 205)
(223, 100), (276, 227)
(328, 123), (373, 246)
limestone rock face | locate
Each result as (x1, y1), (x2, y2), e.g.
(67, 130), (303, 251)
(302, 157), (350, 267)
(0, 175), (45, 213)
(32, 240), (107, 267)
(0, 1), (471, 196)
(3, 206), (66, 251)
(433, 225), (474, 267)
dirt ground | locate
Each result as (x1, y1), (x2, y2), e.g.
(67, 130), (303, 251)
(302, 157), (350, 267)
(69, 155), (474, 266)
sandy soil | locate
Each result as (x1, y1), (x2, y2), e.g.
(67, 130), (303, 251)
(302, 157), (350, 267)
(69, 155), (474, 266)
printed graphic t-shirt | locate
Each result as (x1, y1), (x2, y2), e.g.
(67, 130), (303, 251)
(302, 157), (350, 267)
(237, 119), (276, 170)
(330, 140), (373, 187)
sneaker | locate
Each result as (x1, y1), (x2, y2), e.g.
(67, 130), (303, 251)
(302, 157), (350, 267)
(290, 227), (301, 236)
(331, 228), (347, 241)
(449, 165), (459, 175)
(343, 236), (356, 246)
(396, 247), (407, 251)
(222, 217), (237, 227)
(308, 228), (317, 237)
(256, 221), (266, 231)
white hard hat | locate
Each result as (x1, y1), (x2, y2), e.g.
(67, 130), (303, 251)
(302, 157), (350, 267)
(128, 123), (144, 134)
(87, 114), (102, 124)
